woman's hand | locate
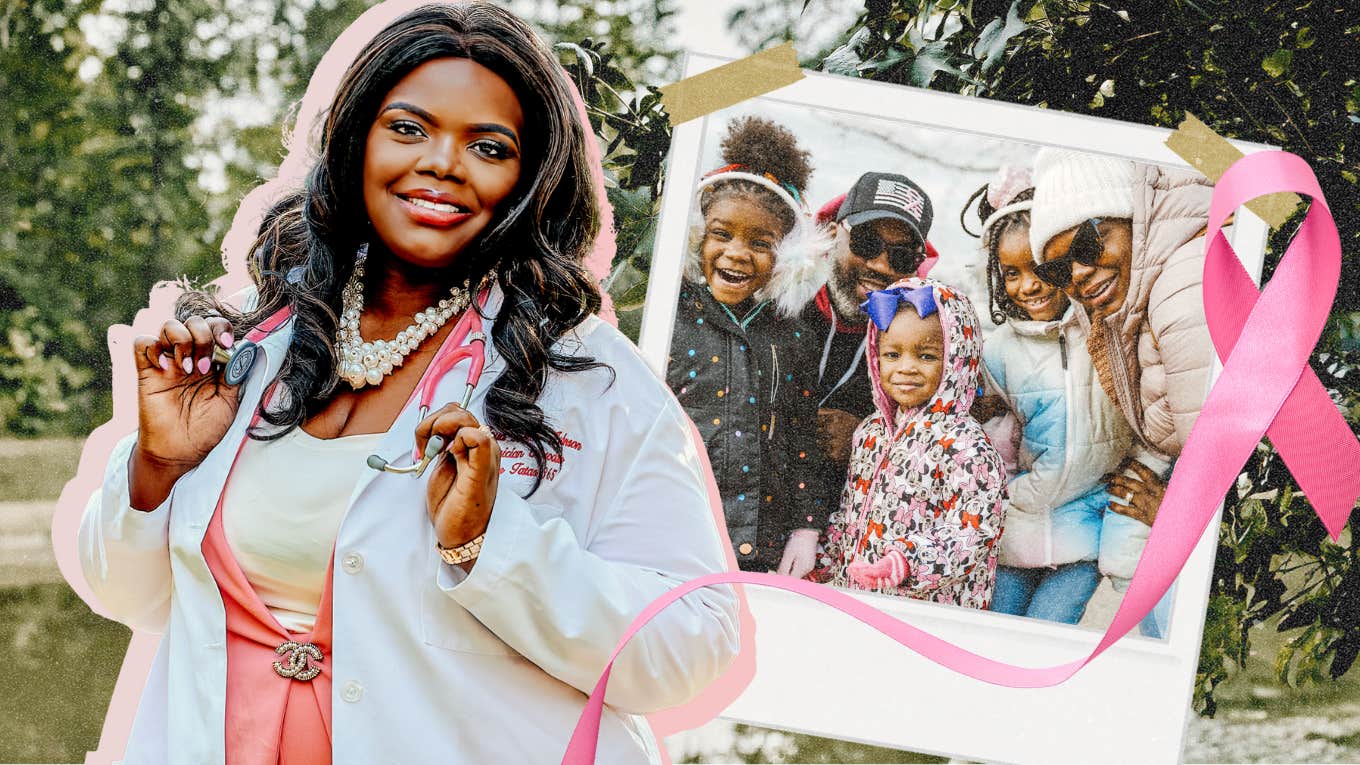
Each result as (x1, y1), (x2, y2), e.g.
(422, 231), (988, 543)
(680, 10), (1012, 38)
(1106, 460), (1167, 527)
(418, 403), (501, 570)
(970, 394), (1008, 423)
(776, 528), (820, 579)
(129, 316), (241, 510)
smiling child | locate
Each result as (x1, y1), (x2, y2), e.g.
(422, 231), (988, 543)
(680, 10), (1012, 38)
(970, 168), (1132, 625)
(817, 278), (1007, 609)
(666, 116), (834, 576)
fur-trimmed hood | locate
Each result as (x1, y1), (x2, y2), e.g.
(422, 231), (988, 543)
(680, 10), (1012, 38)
(684, 172), (833, 318)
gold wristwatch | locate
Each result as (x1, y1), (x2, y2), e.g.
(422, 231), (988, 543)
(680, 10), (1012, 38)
(436, 533), (485, 565)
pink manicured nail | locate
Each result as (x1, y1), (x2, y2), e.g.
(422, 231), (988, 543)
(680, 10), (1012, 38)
(197, 357), (211, 374)
(218, 332), (234, 348)
(182, 357), (193, 374)
(158, 354), (171, 372)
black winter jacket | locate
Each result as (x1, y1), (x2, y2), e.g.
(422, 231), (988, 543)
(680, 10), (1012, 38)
(666, 282), (834, 571)
(799, 285), (877, 420)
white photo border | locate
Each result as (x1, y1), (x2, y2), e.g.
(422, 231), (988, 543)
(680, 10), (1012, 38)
(640, 52), (1273, 765)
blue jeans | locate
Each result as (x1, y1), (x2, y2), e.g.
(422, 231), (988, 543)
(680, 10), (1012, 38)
(1109, 576), (1174, 639)
(992, 562), (1100, 625)
(1137, 588), (1172, 639)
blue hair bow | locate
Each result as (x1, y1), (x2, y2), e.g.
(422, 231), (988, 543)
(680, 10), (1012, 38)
(861, 285), (938, 332)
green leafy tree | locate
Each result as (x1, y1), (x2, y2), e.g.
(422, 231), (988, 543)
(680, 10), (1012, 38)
(721, 0), (867, 59)
(557, 38), (672, 340)
(0, 0), (106, 434)
(516, 0), (679, 79)
(1, 0), (283, 434)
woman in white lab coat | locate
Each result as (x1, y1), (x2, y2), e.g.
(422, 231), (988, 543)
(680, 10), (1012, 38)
(75, 4), (740, 763)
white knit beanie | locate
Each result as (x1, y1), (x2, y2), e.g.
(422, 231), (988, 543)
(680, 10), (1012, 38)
(1028, 149), (1136, 262)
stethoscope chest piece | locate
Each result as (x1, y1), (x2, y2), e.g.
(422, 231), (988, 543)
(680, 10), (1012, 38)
(212, 341), (260, 386)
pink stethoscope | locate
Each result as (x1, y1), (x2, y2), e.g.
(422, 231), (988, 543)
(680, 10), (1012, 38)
(366, 290), (490, 477)
(216, 288), (490, 479)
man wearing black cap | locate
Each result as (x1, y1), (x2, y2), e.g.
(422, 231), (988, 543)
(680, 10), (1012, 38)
(802, 171), (937, 475)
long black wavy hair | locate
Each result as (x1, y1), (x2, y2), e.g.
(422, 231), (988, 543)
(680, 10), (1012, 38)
(179, 2), (609, 495)
(962, 184), (1035, 326)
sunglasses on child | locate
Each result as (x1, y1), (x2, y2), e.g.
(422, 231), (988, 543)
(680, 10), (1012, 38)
(848, 224), (926, 275)
(1033, 217), (1105, 288)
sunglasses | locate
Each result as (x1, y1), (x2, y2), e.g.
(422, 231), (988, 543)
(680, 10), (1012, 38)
(1033, 217), (1105, 288)
(848, 224), (926, 275)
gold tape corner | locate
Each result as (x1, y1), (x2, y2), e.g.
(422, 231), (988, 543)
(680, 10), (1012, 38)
(1164, 112), (1301, 229)
(659, 43), (806, 127)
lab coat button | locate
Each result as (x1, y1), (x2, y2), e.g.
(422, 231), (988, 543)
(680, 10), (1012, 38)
(341, 552), (364, 574)
(738, 543), (753, 555)
(341, 681), (363, 703)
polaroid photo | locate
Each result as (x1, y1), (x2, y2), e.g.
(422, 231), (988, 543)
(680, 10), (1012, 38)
(638, 52), (1274, 764)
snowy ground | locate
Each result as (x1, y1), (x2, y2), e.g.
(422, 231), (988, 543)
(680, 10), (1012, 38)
(665, 708), (1360, 763)
(1182, 702), (1360, 764)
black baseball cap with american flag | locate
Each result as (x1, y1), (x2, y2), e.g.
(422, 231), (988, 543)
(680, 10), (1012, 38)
(835, 172), (934, 244)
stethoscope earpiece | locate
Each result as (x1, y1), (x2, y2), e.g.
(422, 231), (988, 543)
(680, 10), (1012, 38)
(367, 435), (445, 477)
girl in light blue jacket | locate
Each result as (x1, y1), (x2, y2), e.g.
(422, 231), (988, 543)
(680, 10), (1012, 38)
(968, 169), (1132, 624)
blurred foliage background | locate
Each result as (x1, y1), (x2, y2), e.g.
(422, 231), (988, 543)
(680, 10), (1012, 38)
(1, 0), (1358, 761)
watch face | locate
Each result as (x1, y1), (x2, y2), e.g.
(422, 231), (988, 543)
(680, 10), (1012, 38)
(224, 341), (258, 386)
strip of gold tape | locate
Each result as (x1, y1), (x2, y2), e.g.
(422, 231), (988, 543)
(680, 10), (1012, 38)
(660, 43), (806, 126)
(1164, 112), (1301, 228)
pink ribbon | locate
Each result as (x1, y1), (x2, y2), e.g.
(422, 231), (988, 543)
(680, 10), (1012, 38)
(1202, 154), (1360, 538)
(560, 151), (1358, 763)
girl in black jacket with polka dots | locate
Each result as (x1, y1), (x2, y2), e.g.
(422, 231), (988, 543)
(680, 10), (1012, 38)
(665, 116), (835, 575)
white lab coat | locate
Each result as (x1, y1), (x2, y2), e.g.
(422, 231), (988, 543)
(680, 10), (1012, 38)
(77, 284), (741, 764)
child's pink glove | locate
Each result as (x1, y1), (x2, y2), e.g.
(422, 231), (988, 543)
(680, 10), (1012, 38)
(777, 528), (820, 579)
(847, 549), (909, 591)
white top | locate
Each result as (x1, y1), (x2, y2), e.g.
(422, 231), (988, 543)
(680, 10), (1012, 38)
(221, 426), (384, 633)
(74, 282), (741, 765)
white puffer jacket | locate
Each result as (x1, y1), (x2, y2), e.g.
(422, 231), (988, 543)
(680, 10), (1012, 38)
(982, 305), (1132, 569)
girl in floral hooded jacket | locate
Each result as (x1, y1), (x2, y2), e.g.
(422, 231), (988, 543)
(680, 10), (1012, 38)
(817, 277), (1008, 610)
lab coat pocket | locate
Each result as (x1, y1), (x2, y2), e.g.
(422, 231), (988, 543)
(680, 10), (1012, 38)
(419, 551), (519, 656)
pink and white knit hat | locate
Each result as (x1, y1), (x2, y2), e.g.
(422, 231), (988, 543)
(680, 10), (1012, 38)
(980, 165), (1033, 239)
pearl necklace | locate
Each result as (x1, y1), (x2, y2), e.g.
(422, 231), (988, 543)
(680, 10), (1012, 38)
(335, 257), (473, 389)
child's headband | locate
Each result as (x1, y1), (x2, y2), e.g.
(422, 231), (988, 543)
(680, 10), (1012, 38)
(697, 163), (806, 209)
(980, 199), (1033, 240)
(979, 165), (1034, 239)
(861, 285), (938, 332)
